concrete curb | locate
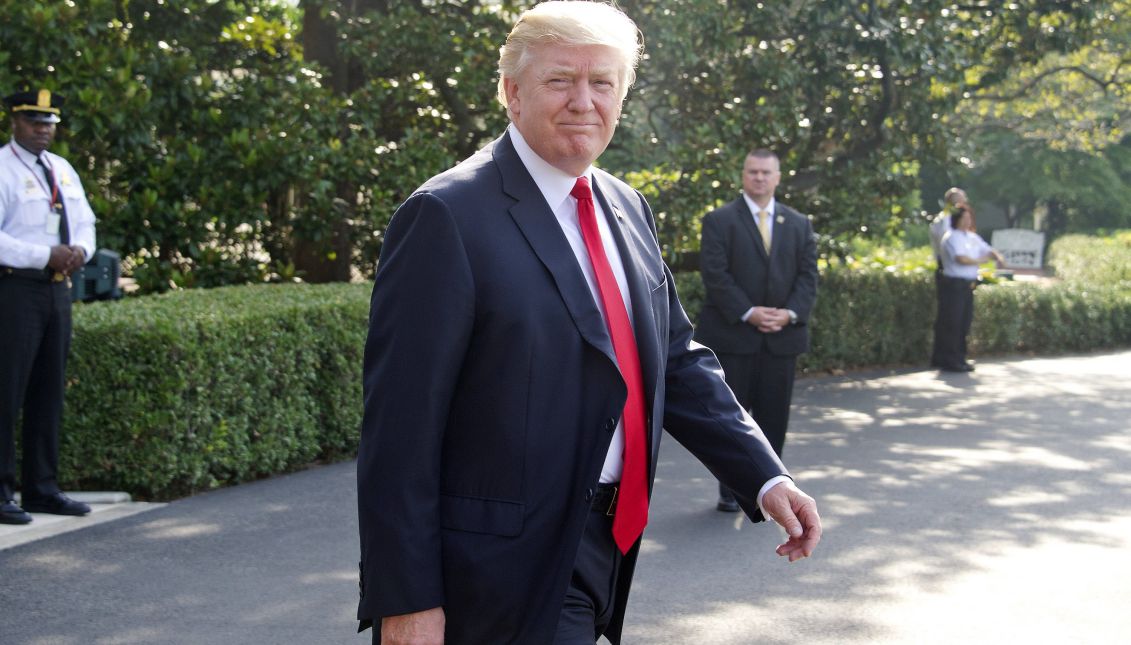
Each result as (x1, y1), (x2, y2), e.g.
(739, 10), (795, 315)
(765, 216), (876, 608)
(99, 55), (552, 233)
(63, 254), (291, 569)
(0, 492), (164, 552)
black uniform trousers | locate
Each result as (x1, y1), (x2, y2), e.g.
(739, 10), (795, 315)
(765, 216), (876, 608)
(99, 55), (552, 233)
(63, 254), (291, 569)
(931, 276), (976, 370)
(0, 274), (72, 502)
(715, 350), (796, 458)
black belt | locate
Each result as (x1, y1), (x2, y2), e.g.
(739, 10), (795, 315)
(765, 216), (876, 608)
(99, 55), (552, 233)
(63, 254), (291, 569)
(590, 483), (619, 516)
(0, 266), (67, 283)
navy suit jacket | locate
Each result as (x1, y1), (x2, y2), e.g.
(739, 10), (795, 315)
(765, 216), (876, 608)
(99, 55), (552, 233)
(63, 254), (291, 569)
(695, 197), (819, 357)
(358, 132), (787, 643)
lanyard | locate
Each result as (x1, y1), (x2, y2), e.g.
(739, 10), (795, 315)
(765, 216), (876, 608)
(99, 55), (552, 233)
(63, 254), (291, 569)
(9, 142), (60, 206)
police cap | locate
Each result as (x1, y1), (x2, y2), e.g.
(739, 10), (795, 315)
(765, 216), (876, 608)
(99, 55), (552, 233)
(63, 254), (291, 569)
(4, 89), (64, 124)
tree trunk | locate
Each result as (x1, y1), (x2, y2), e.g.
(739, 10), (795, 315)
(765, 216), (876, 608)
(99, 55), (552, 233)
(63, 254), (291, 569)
(293, 0), (388, 282)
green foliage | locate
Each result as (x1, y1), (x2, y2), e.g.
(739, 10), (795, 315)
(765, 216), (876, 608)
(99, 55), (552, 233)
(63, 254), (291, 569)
(678, 232), (1131, 372)
(51, 232), (1131, 497)
(948, 0), (1131, 235)
(1046, 229), (1131, 287)
(60, 283), (369, 500)
(611, 0), (1098, 254)
(3, 0), (1113, 291)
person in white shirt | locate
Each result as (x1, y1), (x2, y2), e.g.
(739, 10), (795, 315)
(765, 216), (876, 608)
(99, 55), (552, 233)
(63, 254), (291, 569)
(931, 205), (1003, 372)
(929, 187), (969, 266)
(0, 89), (96, 525)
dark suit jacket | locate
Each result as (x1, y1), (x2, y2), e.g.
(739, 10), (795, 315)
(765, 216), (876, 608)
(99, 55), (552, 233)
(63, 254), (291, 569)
(695, 197), (818, 357)
(357, 132), (788, 644)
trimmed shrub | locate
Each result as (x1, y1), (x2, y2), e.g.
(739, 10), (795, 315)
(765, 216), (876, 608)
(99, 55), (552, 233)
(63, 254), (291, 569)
(54, 244), (1130, 499)
(677, 266), (1131, 372)
(1046, 230), (1131, 288)
(60, 283), (370, 500)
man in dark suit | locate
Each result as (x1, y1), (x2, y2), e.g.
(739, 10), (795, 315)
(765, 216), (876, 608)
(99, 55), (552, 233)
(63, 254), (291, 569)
(695, 149), (819, 512)
(357, 4), (821, 644)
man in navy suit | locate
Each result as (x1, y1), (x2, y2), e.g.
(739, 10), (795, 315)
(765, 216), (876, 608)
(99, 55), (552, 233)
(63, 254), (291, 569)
(357, 3), (822, 643)
(695, 150), (819, 512)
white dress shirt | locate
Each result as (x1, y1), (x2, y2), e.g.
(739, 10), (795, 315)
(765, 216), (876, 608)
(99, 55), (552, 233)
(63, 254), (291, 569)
(509, 126), (785, 511)
(0, 140), (96, 268)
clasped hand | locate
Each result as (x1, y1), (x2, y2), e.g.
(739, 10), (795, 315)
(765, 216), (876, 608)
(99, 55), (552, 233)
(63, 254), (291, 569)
(48, 244), (85, 276)
(745, 306), (791, 333)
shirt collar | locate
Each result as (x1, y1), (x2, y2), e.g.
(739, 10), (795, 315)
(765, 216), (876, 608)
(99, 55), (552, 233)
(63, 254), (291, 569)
(742, 192), (776, 217)
(508, 124), (593, 211)
(8, 139), (43, 165)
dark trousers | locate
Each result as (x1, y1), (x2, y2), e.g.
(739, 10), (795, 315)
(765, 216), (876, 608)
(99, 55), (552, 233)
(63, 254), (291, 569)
(713, 350), (795, 502)
(553, 490), (624, 644)
(931, 276), (976, 369)
(715, 350), (796, 457)
(0, 275), (72, 502)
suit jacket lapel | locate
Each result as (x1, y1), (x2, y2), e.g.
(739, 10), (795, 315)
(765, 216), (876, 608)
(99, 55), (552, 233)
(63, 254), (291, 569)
(494, 133), (616, 364)
(592, 176), (662, 419)
(735, 198), (770, 261)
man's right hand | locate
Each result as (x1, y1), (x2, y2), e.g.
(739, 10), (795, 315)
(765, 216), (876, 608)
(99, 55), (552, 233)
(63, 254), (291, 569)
(47, 244), (84, 276)
(381, 607), (445, 645)
(745, 306), (789, 333)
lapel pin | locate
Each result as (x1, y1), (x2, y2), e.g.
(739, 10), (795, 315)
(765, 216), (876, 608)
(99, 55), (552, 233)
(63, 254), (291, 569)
(612, 205), (625, 220)
(776, 215), (785, 224)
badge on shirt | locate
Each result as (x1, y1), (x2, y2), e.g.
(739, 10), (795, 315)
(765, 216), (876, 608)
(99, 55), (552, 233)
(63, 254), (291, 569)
(60, 174), (73, 187)
(24, 178), (36, 194)
(46, 213), (61, 235)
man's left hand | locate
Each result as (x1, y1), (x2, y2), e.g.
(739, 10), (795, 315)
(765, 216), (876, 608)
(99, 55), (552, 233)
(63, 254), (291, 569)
(761, 480), (822, 562)
(64, 245), (86, 275)
(755, 308), (791, 334)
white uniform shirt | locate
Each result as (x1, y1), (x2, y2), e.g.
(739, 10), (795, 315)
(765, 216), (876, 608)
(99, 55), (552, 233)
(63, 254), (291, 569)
(941, 229), (992, 280)
(0, 140), (96, 269)
(929, 210), (951, 262)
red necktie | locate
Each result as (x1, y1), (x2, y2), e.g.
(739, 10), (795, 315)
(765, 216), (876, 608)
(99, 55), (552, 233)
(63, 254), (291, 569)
(571, 176), (648, 554)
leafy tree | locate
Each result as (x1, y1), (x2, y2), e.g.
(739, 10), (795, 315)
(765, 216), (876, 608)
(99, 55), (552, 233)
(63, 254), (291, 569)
(609, 0), (1099, 263)
(949, 0), (1131, 237)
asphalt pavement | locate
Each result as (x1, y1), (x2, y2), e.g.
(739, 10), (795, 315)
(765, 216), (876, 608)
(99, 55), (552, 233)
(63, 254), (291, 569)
(2, 349), (1129, 644)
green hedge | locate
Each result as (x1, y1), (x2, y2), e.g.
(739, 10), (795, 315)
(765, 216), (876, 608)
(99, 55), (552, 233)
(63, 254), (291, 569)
(59, 283), (370, 500)
(1046, 230), (1131, 288)
(54, 262), (1130, 500)
(674, 267), (1131, 372)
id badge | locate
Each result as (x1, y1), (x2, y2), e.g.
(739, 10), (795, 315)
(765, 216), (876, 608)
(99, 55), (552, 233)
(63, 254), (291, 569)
(45, 213), (61, 235)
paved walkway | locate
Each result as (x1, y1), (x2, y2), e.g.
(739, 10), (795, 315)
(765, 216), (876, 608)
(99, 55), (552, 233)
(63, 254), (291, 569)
(2, 350), (1129, 644)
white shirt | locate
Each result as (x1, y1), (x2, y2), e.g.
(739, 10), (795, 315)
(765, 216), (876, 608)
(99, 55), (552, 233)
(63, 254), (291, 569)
(509, 125), (631, 484)
(510, 126), (786, 511)
(0, 140), (96, 268)
(742, 193), (776, 237)
(929, 210), (951, 262)
(941, 229), (993, 280)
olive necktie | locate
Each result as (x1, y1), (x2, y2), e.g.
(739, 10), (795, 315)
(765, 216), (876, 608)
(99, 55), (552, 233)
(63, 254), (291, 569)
(757, 209), (771, 252)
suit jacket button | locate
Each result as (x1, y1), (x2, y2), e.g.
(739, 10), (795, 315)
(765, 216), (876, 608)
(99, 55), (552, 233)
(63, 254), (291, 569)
(584, 488), (594, 503)
(604, 418), (616, 432)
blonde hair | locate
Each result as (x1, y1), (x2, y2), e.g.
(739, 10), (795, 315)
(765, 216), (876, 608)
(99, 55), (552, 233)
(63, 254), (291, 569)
(496, 1), (643, 108)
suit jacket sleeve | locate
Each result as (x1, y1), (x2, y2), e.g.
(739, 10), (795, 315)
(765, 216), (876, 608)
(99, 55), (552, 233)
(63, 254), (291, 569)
(784, 213), (818, 324)
(357, 192), (474, 622)
(699, 206), (754, 323)
(652, 199), (788, 518)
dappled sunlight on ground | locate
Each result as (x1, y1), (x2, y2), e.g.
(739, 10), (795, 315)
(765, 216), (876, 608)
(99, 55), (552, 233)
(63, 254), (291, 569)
(629, 350), (1131, 644)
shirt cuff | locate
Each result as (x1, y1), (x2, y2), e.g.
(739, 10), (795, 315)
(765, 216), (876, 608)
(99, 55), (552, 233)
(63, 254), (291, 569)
(740, 307), (755, 323)
(756, 475), (792, 514)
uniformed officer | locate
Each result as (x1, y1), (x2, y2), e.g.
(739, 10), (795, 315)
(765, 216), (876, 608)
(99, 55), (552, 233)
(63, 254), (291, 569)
(1, 88), (96, 524)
